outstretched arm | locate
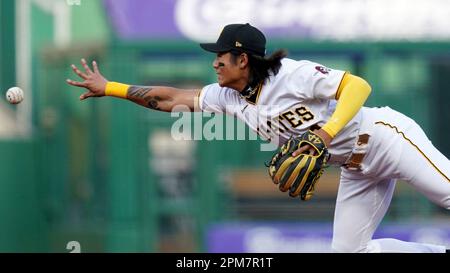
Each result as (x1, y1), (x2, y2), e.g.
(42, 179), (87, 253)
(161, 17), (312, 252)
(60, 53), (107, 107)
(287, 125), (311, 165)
(66, 58), (200, 112)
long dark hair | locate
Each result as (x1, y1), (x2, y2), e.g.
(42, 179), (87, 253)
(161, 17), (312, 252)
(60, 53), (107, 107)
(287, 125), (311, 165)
(231, 49), (288, 87)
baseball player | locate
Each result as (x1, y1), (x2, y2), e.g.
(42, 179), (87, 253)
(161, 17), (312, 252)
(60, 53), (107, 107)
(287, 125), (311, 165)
(67, 23), (450, 253)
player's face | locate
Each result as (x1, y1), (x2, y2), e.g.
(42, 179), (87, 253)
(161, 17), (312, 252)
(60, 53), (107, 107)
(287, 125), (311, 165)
(212, 52), (246, 89)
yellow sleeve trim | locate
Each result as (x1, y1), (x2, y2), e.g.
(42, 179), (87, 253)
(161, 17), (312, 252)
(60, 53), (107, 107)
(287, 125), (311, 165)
(335, 71), (348, 100)
(322, 74), (371, 137)
(105, 82), (130, 98)
(196, 87), (205, 112)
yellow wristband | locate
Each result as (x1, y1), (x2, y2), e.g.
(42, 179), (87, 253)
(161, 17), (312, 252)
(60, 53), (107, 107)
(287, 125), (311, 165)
(105, 82), (129, 98)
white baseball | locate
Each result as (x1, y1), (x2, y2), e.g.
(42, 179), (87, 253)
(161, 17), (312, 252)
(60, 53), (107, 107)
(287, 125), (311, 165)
(6, 87), (24, 104)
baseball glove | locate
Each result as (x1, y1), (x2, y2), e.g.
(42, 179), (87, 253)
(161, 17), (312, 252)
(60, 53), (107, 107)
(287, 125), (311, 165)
(267, 130), (329, 201)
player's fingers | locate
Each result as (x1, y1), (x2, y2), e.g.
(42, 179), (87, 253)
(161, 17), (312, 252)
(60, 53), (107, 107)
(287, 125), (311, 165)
(81, 58), (94, 75)
(71, 64), (88, 80)
(79, 91), (94, 100)
(66, 78), (87, 87)
(292, 145), (310, 157)
(92, 60), (100, 74)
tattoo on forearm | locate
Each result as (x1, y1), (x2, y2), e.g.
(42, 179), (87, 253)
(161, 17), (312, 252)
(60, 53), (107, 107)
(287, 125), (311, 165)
(128, 86), (153, 99)
(128, 85), (162, 110)
(145, 96), (162, 110)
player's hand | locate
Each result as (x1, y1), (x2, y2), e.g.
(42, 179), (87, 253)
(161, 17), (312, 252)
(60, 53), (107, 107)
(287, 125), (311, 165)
(66, 58), (108, 100)
(292, 129), (332, 157)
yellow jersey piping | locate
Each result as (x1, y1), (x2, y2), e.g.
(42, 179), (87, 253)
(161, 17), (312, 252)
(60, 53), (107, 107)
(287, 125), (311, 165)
(196, 87), (205, 112)
(375, 121), (450, 183)
(335, 71), (348, 100)
(244, 82), (263, 105)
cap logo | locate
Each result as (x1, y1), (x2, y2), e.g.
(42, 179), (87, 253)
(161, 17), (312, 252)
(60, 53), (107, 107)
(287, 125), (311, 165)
(235, 41), (242, 47)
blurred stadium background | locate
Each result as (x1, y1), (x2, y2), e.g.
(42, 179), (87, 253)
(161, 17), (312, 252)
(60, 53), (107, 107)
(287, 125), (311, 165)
(1, 0), (450, 252)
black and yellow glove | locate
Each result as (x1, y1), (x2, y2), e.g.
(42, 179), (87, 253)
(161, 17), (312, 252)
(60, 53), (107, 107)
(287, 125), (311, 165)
(268, 130), (329, 201)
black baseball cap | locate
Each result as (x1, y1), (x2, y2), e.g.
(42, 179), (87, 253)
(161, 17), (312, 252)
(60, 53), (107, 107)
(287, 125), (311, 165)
(200, 23), (266, 57)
